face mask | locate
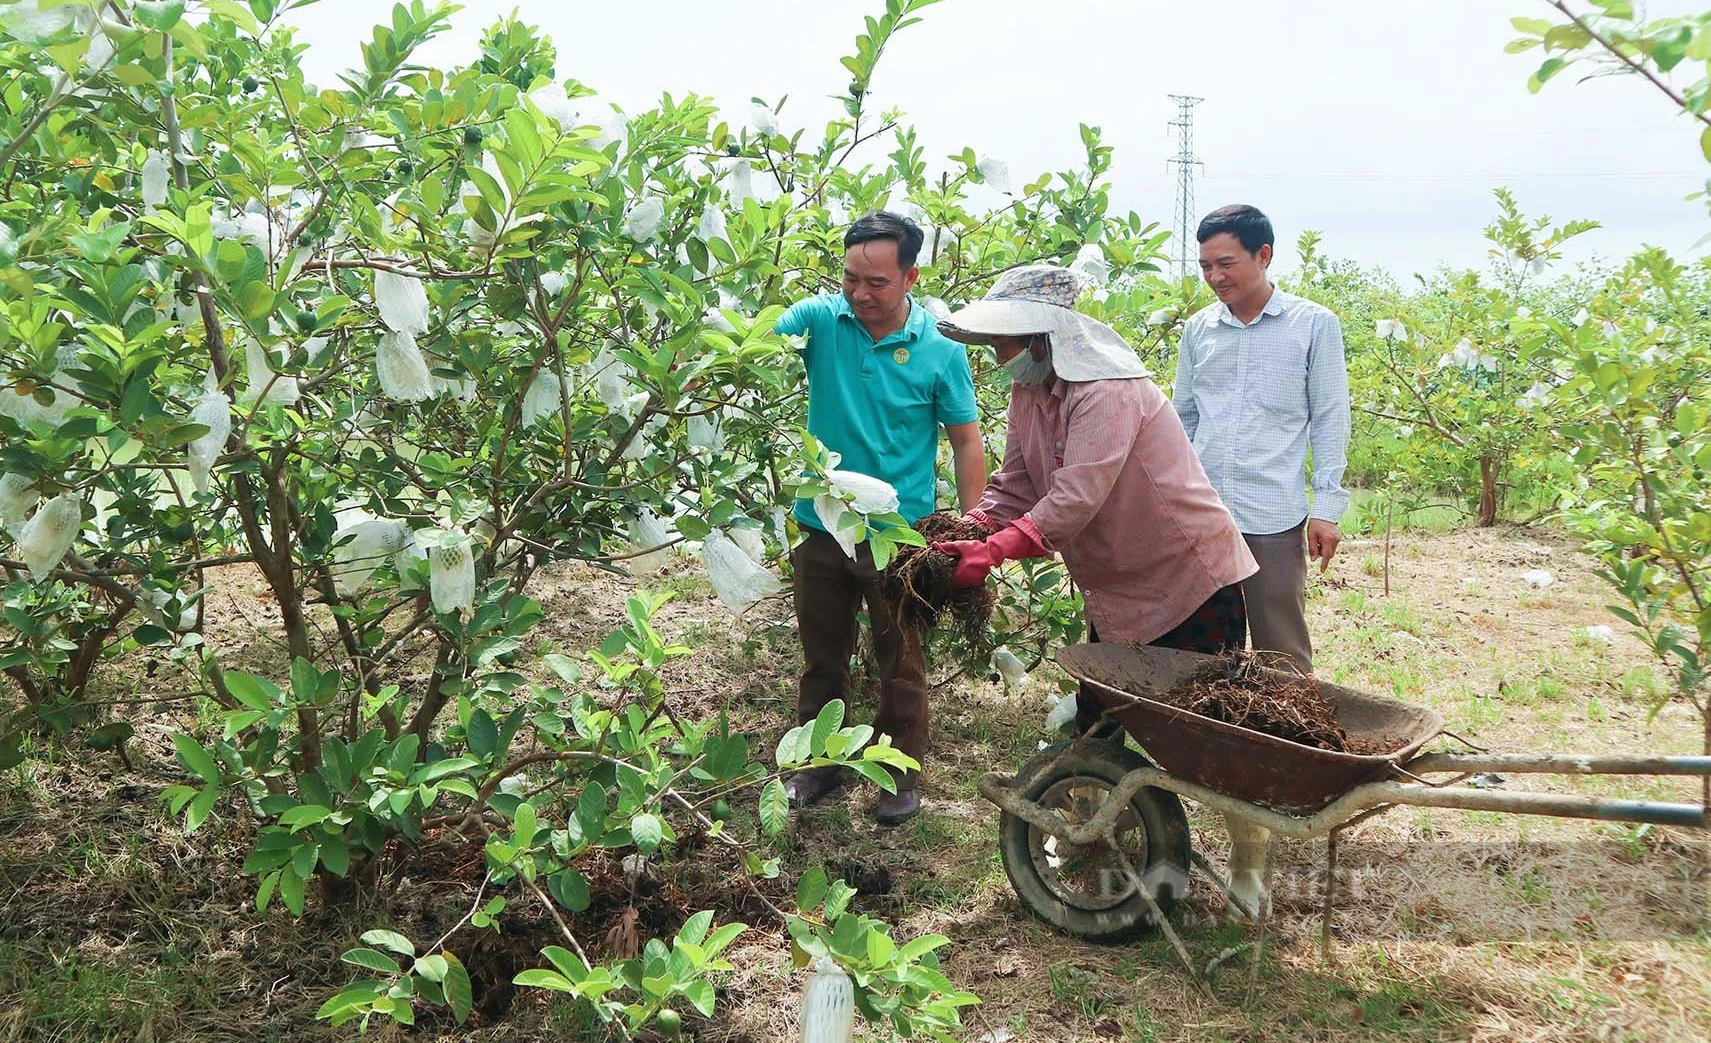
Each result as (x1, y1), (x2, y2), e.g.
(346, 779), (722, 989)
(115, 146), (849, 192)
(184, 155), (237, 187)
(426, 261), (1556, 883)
(1003, 344), (1054, 385)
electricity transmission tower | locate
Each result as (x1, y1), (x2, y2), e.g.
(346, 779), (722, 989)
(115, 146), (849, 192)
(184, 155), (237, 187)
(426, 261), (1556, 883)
(1167, 95), (1204, 281)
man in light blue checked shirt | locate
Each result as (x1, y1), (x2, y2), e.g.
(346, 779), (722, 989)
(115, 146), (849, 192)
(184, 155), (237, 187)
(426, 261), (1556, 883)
(1173, 204), (1350, 676)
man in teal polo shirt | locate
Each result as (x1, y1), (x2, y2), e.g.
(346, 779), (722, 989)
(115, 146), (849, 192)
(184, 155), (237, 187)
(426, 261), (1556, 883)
(776, 211), (986, 825)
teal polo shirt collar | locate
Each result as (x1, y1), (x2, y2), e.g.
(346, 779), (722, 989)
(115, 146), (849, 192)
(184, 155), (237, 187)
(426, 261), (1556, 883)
(829, 294), (932, 347)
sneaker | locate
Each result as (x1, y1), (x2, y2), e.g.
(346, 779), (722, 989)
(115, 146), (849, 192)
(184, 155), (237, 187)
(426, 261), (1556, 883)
(783, 766), (842, 808)
(871, 788), (921, 826)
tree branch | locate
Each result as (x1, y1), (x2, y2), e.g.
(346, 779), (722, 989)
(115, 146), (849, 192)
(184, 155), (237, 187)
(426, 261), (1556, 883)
(1543, 1), (1711, 129)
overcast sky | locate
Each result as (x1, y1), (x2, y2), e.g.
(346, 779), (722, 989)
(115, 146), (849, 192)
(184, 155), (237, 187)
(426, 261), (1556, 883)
(283, 0), (1710, 281)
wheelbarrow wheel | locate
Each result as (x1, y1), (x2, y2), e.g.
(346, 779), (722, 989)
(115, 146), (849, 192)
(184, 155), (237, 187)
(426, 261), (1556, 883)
(999, 739), (1191, 943)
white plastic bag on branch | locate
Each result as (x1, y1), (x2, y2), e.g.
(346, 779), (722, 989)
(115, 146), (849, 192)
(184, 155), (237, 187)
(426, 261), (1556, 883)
(526, 83), (579, 131)
(592, 113), (628, 152)
(1070, 243), (1110, 288)
(687, 411), (724, 451)
(141, 585), (200, 633)
(0, 379), (72, 430)
(18, 493), (82, 580)
(0, 473), (40, 529)
(627, 509), (673, 573)
(591, 346), (643, 417)
(241, 339), (299, 406)
(800, 958), (855, 1043)
(140, 149), (168, 210)
(812, 465), (900, 561)
(186, 369), (231, 494)
(701, 306), (736, 334)
(749, 103), (779, 137)
(623, 196), (665, 242)
(303, 335), (333, 367)
(731, 525), (765, 565)
(976, 154), (1010, 193)
(616, 391), (649, 424)
(727, 160), (754, 206)
(522, 370), (562, 427)
(429, 535), (477, 616)
(374, 270), (430, 334)
(1044, 691), (1078, 732)
(621, 415), (666, 461)
(331, 517), (410, 593)
(827, 466), (899, 516)
(920, 297), (951, 322)
(435, 372), (477, 404)
(1, 0), (91, 41)
(539, 270), (568, 297)
(696, 203), (728, 243)
(884, 188), (927, 226)
(702, 530), (784, 613)
(212, 206), (276, 254)
(377, 330), (435, 402)
(811, 494), (863, 560)
(927, 226), (954, 266)
(991, 646), (1030, 693)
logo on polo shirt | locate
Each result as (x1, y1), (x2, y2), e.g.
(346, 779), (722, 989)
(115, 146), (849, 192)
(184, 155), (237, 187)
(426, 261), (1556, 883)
(892, 348), (910, 365)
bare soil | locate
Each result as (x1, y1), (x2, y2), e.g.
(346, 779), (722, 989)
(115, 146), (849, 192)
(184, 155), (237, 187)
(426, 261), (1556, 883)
(1, 526), (1707, 1042)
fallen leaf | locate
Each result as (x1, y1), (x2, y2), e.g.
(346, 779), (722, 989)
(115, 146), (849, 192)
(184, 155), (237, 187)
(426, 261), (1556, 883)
(606, 906), (639, 960)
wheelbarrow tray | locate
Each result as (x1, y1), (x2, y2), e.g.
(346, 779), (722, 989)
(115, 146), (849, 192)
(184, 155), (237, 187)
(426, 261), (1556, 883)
(1057, 643), (1442, 813)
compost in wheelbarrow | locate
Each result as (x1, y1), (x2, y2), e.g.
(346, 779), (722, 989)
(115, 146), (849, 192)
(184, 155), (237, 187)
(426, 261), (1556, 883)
(1058, 644), (1442, 812)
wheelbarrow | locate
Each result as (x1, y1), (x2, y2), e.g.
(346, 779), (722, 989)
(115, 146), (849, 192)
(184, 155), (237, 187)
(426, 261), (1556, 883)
(977, 643), (1711, 993)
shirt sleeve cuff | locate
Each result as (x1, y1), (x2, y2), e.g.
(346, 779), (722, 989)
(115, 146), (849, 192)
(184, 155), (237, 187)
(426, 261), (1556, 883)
(1309, 493), (1349, 524)
(1016, 513), (1054, 553)
(965, 508), (1000, 534)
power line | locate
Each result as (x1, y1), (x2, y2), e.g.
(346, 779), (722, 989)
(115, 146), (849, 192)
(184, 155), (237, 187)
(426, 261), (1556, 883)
(1167, 94), (1203, 281)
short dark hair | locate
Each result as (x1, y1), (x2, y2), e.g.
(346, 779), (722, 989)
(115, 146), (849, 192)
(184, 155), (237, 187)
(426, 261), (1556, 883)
(1196, 204), (1273, 255)
(845, 211), (923, 269)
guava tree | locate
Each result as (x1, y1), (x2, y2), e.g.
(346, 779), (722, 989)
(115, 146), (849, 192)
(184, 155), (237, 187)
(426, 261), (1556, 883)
(1512, 0), (1711, 798)
(0, 0), (1179, 1034)
(1347, 188), (1592, 526)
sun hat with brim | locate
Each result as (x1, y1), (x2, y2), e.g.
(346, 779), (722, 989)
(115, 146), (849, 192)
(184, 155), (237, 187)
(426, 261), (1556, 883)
(936, 264), (1151, 382)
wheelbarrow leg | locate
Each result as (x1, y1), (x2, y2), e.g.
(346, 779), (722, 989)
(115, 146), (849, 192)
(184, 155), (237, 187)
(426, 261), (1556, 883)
(1226, 814), (1273, 920)
(1245, 835), (1280, 1008)
(1321, 827), (1339, 966)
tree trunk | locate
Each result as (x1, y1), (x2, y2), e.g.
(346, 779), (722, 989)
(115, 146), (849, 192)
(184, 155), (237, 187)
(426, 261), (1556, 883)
(1477, 457), (1499, 528)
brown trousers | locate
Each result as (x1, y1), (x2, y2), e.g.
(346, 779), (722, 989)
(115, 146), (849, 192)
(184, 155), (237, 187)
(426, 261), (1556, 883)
(791, 530), (929, 789)
(1241, 521), (1313, 674)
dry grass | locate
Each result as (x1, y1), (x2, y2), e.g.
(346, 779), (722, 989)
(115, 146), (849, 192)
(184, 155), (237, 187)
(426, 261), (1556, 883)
(1, 527), (1707, 1041)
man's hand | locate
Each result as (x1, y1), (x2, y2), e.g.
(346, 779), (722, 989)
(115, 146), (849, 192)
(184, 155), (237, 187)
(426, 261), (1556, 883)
(932, 540), (997, 589)
(1306, 519), (1342, 574)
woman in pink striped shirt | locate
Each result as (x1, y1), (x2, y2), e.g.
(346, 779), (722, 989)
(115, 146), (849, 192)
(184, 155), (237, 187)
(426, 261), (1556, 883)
(936, 266), (1277, 919)
(932, 264), (1258, 664)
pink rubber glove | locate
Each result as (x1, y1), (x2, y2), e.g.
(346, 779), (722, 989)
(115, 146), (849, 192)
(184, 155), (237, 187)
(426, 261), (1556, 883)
(932, 520), (1049, 589)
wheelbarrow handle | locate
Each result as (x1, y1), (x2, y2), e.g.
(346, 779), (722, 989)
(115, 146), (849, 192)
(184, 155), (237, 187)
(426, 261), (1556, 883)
(1403, 753), (1711, 777)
